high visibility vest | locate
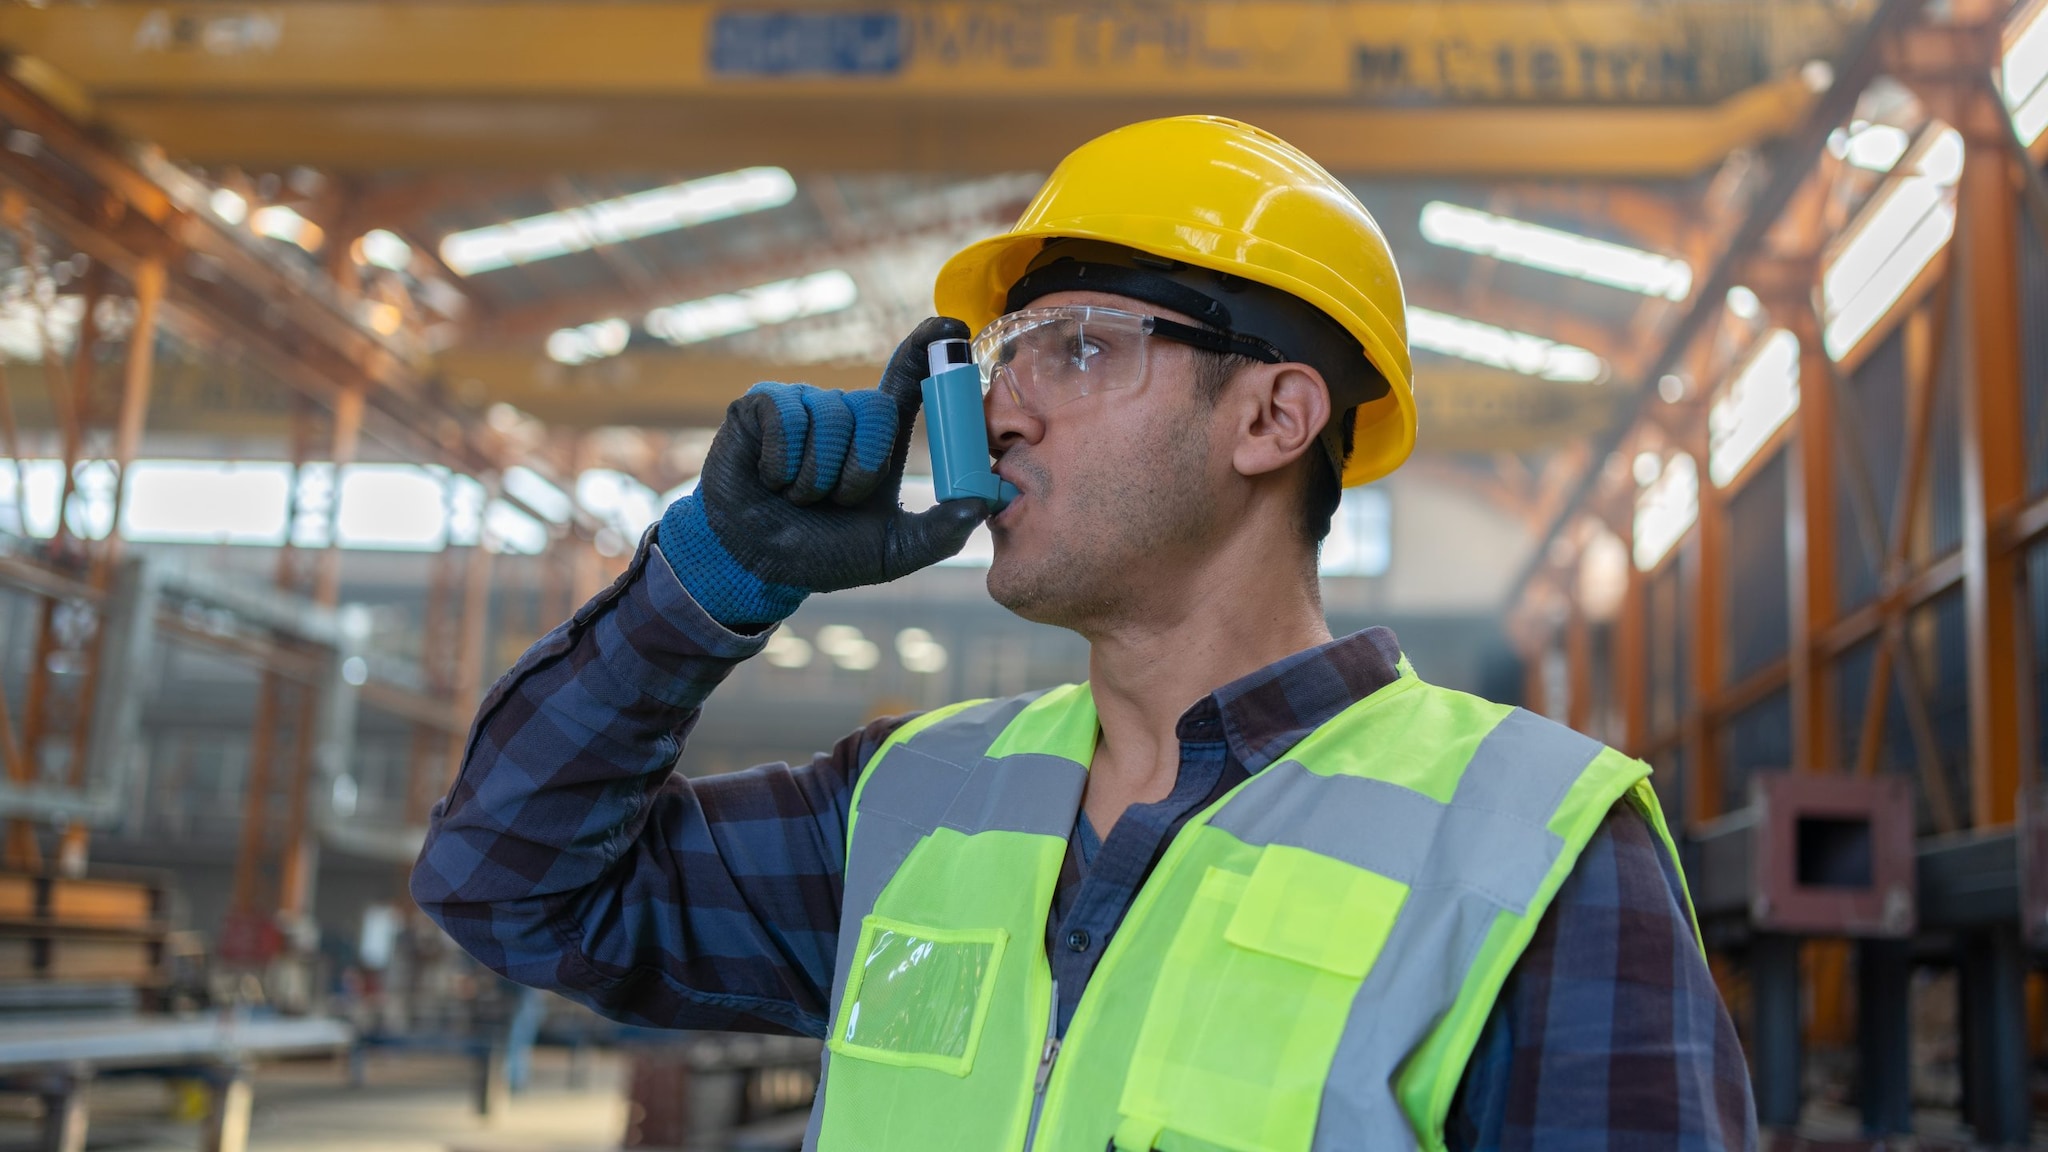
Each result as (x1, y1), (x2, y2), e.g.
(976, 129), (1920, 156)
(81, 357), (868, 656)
(803, 661), (1694, 1152)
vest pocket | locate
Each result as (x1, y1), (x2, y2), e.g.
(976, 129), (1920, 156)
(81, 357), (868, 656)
(828, 914), (1009, 1077)
(1117, 849), (1409, 1152)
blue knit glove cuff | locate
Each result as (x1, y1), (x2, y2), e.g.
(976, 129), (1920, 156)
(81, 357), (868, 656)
(656, 495), (808, 627)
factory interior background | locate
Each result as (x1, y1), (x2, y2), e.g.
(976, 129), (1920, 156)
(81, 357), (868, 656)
(0, 0), (2045, 1148)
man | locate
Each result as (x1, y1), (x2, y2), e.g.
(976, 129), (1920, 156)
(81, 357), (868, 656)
(414, 117), (1754, 1151)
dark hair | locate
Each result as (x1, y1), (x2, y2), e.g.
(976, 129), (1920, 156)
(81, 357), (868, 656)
(1191, 351), (1350, 547)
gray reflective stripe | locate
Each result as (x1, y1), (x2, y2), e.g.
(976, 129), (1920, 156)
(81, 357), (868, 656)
(943, 752), (1088, 837)
(806, 691), (1086, 1151)
(1210, 765), (1444, 882)
(1310, 708), (1605, 1152)
(1211, 708), (1600, 912)
(1449, 708), (1602, 828)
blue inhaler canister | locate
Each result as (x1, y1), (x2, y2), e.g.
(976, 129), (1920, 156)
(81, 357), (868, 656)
(922, 338), (1018, 511)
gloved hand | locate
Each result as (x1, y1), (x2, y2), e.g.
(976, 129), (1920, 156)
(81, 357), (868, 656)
(658, 316), (991, 627)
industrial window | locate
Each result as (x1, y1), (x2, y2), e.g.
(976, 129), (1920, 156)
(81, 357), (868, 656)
(2029, 538), (2048, 787)
(1720, 689), (1791, 817)
(1586, 619), (1620, 748)
(1835, 637), (1911, 777)
(1646, 559), (1689, 739)
(0, 459), (548, 554)
(1724, 451), (1790, 685)
(1821, 126), (1964, 360)
(1905, 590), (1974, 832)
(1648, 746), (1687, 830)
(1708, 329), (1800, 489)
(1634, 452), (1698, 571)
(1833, 594), (1974, 836)
(1921, 334), (1966, 563)
(2022, 186), (2048, 498)
(1834, 328), (1908, 611)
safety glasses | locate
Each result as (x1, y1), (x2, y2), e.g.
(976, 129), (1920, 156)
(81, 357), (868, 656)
(971, 305), (1274, 416)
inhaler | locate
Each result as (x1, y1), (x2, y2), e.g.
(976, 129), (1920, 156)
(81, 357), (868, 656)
(922, 339), (1018, 511)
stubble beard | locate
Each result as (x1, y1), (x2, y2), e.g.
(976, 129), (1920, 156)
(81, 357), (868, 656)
(988, 413), (1217, 633)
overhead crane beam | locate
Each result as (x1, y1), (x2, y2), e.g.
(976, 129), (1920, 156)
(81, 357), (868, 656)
(0, 0), (1874, 176)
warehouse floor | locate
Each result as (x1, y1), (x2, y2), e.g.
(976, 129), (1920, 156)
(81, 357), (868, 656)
(0, 1049), (629, 1152)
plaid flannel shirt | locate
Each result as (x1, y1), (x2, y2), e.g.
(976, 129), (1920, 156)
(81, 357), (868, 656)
(413, 535), (1756, 1151)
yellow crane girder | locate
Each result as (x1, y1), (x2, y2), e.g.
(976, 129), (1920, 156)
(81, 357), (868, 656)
(0, 0), (1874, 175)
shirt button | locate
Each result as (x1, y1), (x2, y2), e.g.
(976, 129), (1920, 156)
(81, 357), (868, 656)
(1066, 929), (1091, 953)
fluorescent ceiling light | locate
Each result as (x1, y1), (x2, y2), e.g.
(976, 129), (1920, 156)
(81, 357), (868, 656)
(1634, 452), (1699, 571)
(576, 468), (659, 539)
(503, 465), (573, 525)
(1827, 121), (1912, 172)
(440, 167), (797, 276)
(483, 499), (549, 555)
(895, 628), (949, 674)
(209, 188), (248, 225)
(1823, 126), (1964, 359)
(644, 270), (858, 346)
(546, 317), (630, 365)
(252, 205), (323, 252)
(1708, 329), (1801, 487)
(2007, 0), (2048, 145)
(1419, 201), (1693, 301)
(763, 627), (814, 669)
(1407, 306), (1605, 383)
(358, 229), (413, 272)
(815, 624), (881, 672)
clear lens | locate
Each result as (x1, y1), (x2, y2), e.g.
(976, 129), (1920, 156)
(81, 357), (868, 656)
(972, 306), (1153, 415)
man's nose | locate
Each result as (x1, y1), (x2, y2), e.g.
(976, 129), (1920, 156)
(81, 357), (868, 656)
(985, 376), (1043, 456)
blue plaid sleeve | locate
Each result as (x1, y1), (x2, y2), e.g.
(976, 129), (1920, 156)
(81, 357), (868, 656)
(1450, 802), (1758, 1152)
(410, 532), (906, 1037)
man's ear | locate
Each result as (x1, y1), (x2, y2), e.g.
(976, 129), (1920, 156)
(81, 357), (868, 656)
(1231, 363), (1331, 480)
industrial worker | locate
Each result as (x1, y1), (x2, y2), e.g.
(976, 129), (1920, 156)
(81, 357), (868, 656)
(414, 117), (1755, 1150)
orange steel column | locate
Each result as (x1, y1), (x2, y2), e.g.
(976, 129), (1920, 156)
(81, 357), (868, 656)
(1613, 503), (1650, 759)
(1565, 596), (1594, 735)
(229, 407), (315, 919)
(1952, 85), (2028, 829)
(277, 386), (364, 924)
(441, 515), (496, 791)
(404, 538), (458, 830)
(54, 259), (165, 870)
(11, 213), (86, 869)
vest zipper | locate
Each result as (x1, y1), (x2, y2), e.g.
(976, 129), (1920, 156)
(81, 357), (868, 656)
(1023, 979), (1061, 1150)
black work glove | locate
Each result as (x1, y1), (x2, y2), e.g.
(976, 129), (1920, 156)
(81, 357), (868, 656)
(655, 317), (991, 626)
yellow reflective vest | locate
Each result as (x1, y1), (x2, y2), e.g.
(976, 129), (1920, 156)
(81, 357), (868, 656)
(804, 661), (1693, 1152)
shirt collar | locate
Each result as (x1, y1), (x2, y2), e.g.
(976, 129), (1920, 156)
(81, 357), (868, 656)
(1174, 626), (1406, 773)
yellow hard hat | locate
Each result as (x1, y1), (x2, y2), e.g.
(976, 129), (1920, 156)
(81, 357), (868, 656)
(935, 115), (1414, 487)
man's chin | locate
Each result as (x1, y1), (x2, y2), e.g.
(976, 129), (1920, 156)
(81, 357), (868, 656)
(986, 559), (1050, 622)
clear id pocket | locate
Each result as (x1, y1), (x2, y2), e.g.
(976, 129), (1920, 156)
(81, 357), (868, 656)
(829, 916), (1008, 1077)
